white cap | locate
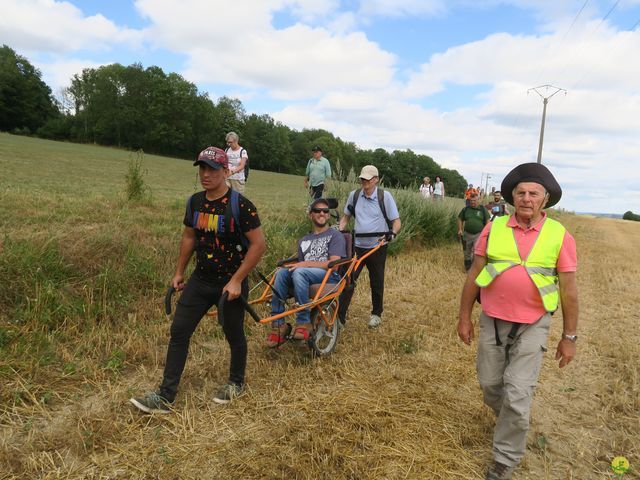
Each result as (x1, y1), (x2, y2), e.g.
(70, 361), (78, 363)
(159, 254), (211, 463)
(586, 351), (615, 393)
(359, 165), (379, 180)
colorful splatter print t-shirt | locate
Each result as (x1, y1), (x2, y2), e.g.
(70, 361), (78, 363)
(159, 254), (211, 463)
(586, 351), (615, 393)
(183, 189), (261, 284)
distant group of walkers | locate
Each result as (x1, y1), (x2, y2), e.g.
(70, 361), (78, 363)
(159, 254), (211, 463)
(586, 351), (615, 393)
(418, 175), (445, 200)
(129, 136), (579, 480)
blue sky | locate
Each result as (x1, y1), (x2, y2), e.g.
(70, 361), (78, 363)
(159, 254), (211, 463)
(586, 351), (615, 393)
(2, 0), (640, 213)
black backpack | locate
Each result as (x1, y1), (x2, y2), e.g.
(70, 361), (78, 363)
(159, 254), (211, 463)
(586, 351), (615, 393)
(347, 188), (393, 230)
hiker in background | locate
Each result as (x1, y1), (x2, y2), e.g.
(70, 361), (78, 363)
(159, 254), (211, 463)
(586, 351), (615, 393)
(464, 184), (478, 206)
(338, 165), (401, 328)
(433, 175), (445, 200)
(457, 162), (578, 480)
(266, 198), (347, 347)
(419, 176), (433, 199)
(485, 190), (509, 220)
(130, 146), (266, 413)
(304, 145), (332, 200)
(225, 132), (248, 194)
(457, 192), (490, 271)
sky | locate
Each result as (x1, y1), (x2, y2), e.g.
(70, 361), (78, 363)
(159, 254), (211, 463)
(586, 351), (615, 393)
(2, 0), (640, 214)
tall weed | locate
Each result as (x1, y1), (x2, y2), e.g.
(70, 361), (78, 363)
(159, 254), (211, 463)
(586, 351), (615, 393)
(325, 176), (461, 254)
(125, 150), (151, 202)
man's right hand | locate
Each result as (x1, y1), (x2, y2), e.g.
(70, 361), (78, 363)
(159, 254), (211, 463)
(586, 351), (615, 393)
(457, 317), (474, 345)
(171, 274), (185, 291)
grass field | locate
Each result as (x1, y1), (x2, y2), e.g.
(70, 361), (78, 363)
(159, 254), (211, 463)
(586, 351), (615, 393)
(1, 133), (639, 479)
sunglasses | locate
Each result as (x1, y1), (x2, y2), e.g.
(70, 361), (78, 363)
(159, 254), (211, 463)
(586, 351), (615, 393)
(311, 208), (330, 214)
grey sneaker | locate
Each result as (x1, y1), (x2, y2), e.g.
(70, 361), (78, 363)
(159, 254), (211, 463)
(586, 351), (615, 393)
(486, 461), (516, 480)
(129, 392), (172, 414)
(213, 383), (244, 404)
(368, 314), (382, 328)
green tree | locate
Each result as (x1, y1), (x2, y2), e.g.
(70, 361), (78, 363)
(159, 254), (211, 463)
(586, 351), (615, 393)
(0, 45), (59, 133)
(212, 96), (245, 145)
(623, 211), (640, 222)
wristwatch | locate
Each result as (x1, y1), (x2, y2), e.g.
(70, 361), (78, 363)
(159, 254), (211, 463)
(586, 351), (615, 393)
(562, 333), (578, 342)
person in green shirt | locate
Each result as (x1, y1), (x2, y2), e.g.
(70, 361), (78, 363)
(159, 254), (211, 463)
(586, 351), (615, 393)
(458, 192), (490, 271)
(304, 146), (332, 199)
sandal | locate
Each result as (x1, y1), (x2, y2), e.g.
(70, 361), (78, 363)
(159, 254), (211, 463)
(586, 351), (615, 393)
(265, 323), (291, 348)
(292, 325), (311, 341)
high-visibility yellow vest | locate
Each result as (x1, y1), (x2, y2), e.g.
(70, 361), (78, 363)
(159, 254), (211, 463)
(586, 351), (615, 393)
(475, 215), (566, 312)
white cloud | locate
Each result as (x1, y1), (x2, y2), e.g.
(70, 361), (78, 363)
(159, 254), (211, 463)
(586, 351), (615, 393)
(35, 58), (105, 94)
(357, 0), (446, 18)
(0, 0), (143, 53)
(136, 0), (397, 100)
(2, 0), (639, 212)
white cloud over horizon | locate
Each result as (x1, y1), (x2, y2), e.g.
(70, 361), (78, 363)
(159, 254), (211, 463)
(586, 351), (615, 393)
(1, 0), (639, 213)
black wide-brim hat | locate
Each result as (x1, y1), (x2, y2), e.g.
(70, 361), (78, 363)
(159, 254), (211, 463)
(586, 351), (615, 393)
(501, 162), (562, 208)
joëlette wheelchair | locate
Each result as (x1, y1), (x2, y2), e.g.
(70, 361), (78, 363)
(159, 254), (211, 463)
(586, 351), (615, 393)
(165, 198), (389, 357)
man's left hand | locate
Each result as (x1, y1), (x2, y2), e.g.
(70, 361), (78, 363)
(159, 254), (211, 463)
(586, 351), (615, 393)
(224, 279), (242, 301)
(555, 339), (576, 368)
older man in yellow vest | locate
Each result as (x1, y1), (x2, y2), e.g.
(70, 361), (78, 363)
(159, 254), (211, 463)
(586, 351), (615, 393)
(457, 163), (579, 480)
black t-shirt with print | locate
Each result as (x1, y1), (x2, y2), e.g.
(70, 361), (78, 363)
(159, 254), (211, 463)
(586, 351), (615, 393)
(183, 189), (261, 284)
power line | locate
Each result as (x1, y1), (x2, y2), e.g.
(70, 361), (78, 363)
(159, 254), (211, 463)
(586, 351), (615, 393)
(596, 0), (621, 30)
(509, 1), (591, 140)
(556, 0), (621, 89)
(534, 0), (591, 86)
(557, 0), (591, 47)
(570, 8), (639, 91)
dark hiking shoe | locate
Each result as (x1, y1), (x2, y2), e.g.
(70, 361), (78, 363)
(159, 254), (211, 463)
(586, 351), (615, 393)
(213, 383), (244, 404)
(486, 461), (516, 480)
(129, 392), (172, 414)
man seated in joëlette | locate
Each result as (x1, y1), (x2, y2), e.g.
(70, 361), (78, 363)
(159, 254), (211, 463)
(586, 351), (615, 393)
(266, 198), (347, 347)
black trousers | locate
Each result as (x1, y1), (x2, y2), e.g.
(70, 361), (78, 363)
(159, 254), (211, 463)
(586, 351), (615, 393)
(159, 275), (248, 402)
(338, 244), (388, 323)
(310, 183), (324, 199)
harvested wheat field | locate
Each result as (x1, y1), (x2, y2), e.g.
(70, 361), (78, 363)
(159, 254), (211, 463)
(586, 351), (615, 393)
(1, 136), (639, 479)
(1, 214), (638, 479)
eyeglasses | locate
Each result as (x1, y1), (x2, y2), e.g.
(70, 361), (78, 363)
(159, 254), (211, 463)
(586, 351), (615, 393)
(311, 208), (330, 214)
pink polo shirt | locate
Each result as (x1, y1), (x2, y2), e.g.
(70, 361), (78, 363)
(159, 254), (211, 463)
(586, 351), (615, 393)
(474, 213), (577, 324)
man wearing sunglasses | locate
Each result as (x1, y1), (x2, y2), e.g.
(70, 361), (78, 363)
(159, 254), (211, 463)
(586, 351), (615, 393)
(266, 198), (347, 346)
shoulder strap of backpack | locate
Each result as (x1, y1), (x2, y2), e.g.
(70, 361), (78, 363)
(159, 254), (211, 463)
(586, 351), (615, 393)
(224, 189), (249, 250)
(347, 189), (361, 217)
(377, 188), (393, 230)
(185, 192), (199, 226)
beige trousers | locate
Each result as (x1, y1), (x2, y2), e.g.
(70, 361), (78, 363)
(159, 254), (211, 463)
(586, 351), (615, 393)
(226, 178), (245, 194)
(476, 311), (551, 467)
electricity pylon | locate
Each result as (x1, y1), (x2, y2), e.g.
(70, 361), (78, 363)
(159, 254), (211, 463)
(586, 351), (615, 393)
(528, 85), (566, 164)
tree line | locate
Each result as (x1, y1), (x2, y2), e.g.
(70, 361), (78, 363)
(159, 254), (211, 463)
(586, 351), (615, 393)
(0, 44), (468, 195)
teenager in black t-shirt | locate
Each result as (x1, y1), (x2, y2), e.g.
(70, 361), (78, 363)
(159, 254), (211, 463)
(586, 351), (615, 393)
(130, 147), (266, 413)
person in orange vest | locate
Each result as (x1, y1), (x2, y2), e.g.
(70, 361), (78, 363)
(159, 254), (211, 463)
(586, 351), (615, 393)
(464, 184), (479, 206)
(457, 163), (579, 480)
